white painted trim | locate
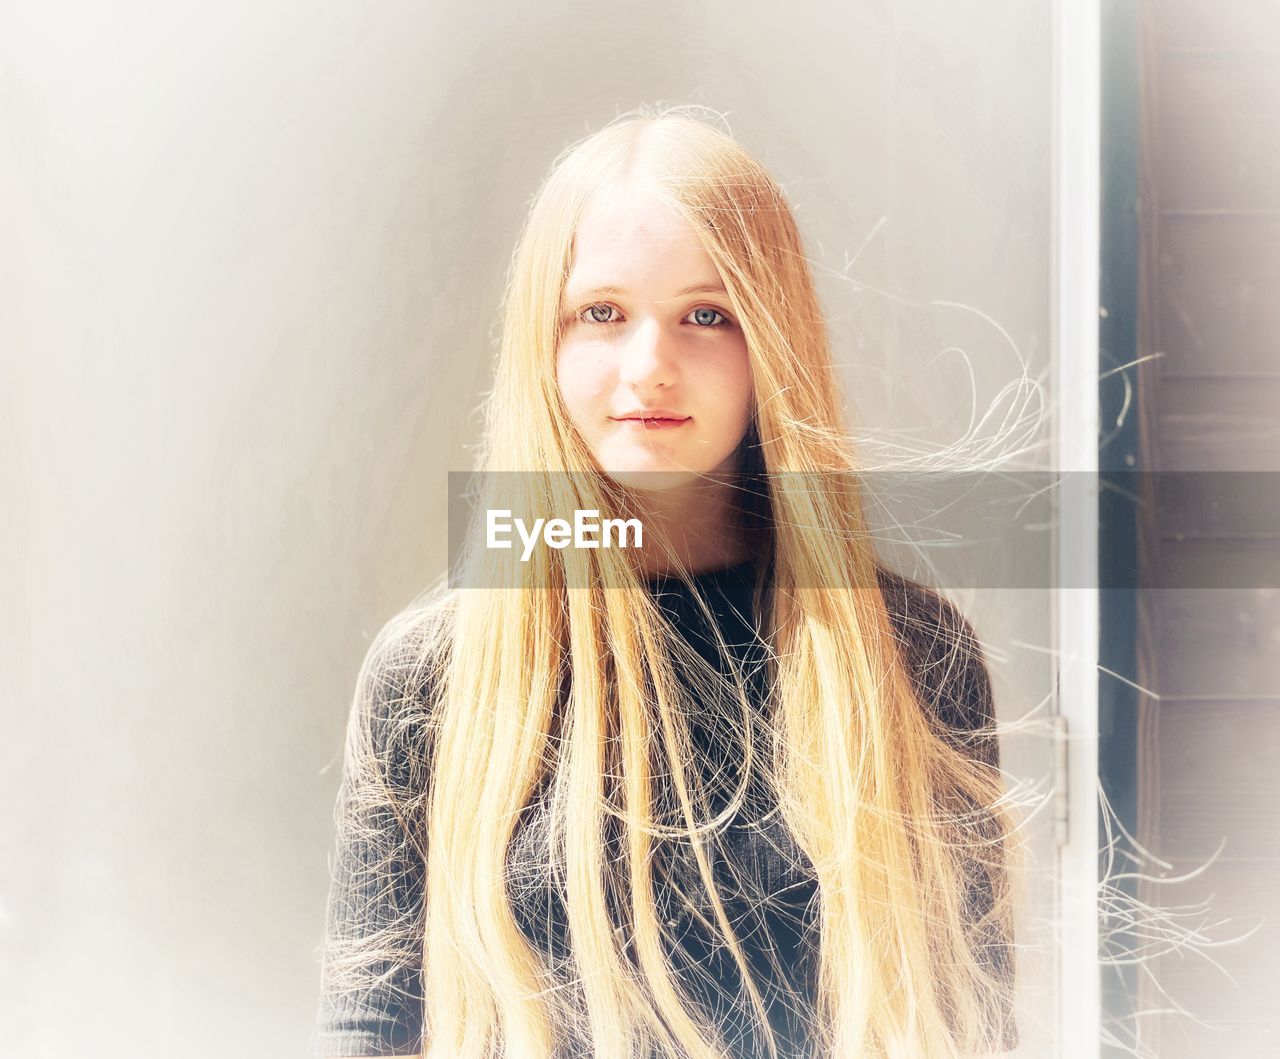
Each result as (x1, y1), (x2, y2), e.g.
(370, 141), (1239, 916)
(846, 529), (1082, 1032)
(1051, 1), (1102, 1056)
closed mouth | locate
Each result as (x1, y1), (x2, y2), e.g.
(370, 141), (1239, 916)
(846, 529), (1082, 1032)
(612, 417), (690, 430)
(611, 415), (691, 424)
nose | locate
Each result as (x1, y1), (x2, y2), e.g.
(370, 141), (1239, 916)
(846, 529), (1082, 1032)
(616, 317), (678, 391)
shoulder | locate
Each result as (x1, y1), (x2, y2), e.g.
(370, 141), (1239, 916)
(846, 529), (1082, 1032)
(357, 594), (455, 712)
(874, 566), (998, 755)
(875, 565), (982, 660)
(347, 591), (456, 786)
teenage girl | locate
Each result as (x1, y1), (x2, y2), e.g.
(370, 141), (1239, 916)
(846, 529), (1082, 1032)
(315, 107), (1021, 1059)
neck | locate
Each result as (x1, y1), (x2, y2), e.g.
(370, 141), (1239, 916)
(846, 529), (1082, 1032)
(630, 475), (754, 577)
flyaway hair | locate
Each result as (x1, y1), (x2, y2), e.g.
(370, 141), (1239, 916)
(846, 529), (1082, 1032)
(321, 105), (1024, 1059)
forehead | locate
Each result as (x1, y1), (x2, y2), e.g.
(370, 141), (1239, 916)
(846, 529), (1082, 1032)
(565, 190), (720, 296)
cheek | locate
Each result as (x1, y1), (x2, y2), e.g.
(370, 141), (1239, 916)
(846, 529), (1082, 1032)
(735, 351), (754, 400)
(713, 345), (754, 423)
(555, 345), (607, 422)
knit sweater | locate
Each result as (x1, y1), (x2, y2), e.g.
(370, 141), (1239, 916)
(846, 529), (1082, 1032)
(312, 558), (1018, 1057)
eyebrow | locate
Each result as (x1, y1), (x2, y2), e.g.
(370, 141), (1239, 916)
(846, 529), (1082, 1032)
(563, 282), (729, 301)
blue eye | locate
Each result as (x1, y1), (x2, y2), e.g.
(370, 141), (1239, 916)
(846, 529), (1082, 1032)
(689, 307), (729, 328)
(582, 303), (619, 325)
(576, 303), (733, 328)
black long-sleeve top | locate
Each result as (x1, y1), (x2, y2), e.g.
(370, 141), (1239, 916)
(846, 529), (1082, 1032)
(313, 558), (1018, 1057)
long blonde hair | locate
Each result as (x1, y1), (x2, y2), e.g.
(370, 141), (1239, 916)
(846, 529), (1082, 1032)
(333, 106), (1023, 1058)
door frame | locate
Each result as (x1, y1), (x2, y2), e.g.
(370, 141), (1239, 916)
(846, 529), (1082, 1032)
(1052, 1), (1103, 1056)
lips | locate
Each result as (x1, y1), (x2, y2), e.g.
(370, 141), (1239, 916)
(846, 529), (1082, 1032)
(611, 411), (690, 423)
(610, 413), (691, 430)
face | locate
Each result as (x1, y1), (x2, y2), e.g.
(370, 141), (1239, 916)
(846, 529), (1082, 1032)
(555, 190), (754, 492)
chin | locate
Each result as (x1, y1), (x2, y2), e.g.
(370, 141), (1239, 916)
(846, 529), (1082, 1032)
(602, 467), (699, 492)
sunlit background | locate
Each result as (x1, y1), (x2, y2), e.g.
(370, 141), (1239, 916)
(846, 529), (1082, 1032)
(3, 2), (1275, 1057)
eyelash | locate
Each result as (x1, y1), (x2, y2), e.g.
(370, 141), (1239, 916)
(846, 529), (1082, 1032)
(576, 303), (733, 329)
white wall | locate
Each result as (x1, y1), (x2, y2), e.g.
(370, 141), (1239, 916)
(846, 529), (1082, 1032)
(1, 2), (1058, 1055)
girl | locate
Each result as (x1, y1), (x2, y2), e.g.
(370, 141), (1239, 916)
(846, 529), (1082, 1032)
(315, 107), (1022, 1059)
